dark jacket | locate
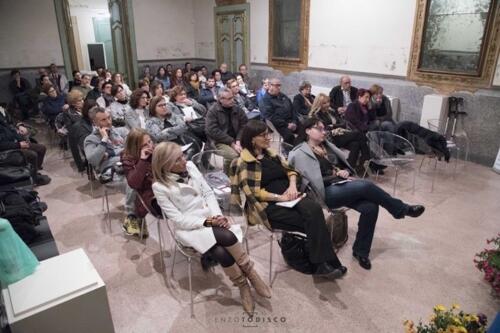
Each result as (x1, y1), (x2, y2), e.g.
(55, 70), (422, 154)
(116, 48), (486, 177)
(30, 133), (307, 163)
(396, 121), (451, 162)
(184, 82), (200, 101)
(292, 93), (315, 117)
(221, 71), (234, 84)
(369, 95), (394, 122)
(260, 92), (298, 129)
(121, 154), (154, 218)
(329, 85), (358, 112)
(9, 78), (31, 95)
(41, 94), (65, 118)
(69, 118), (93, 171)
(345, 101), (375, 132)
(0, 120), (22, 151)
(199, 87), (218, 108)
(205, 102), (248, 145)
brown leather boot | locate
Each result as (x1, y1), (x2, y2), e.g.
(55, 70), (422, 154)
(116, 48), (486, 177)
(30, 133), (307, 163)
(222, 264), (255, 315)
(225, 243), (272, 298)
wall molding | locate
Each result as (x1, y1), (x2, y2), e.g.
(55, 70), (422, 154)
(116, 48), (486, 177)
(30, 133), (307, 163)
(137, 58), (216, 64)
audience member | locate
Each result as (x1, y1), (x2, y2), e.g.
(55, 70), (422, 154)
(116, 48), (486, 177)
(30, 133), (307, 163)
(145, 96), (187, 144)
(112, 73), (132, 97)
(154, 66), (170, 89)
(126, 89), (150, 129)
(0, 107), (50, 186)
(212, 69), (224, 88)
(150, 80), (165, 99)
(68, 70), (81, 91)
(238, 64), (249, 85)
(71, 74), (92, 99)
(288, 117), (425, 269)
(84, 107), (136, 233)
(235, 73), (249, 96)
(109, 85), (132, 129)
(152, 141), (270, 315)
(344, 88), (374, 133)
(85, 76), (105, 102)
(184, 62), (192, 74)
(368, 84), (396, 132)
(69, 99), (96, 172)
(260, 78), (298, 145)
(230, 120), (346, 278)
(41, 83), (65, 127)
(96, 81), (114, 108)
(8, 70), (33, 120)
(168, 86), (207, 144)
(170, 68), (184, 88)
(199, 76), (219, 109)
(227, 79), (260, 120)
(309, 93), (370, 173)
(138, 78), (150, 93)
(55, 90), (83, 145)
(219, 63), (234, 83)
(48, 63), (68, 94)
(205, 87), (247, 171)
(256, 78), (269, 105)
(292, 80), (315, 118)
(184, 71), (200, 100)
(121, 128), (156, 236)
(329, 75), (358, 113)
(140, 65), (153, 81)
(166, 64), (173, 77)
(104, 69), (112, 82)
(196, 66), (207, 89)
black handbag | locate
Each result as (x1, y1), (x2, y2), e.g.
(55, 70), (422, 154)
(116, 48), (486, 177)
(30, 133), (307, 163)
(186, 117), (206, 137)
(278, 232), (314, 274)
(0, 167), (31, 184)
(0, 150), (27, 168)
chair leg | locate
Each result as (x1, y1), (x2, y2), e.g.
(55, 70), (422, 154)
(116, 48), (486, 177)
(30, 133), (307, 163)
(453, 148), (459, 177)
(139, 217), (145, 240)
(104, 188), (111, 233)
(431, 158), (438, 192)
(157, 219), (165, 272)
(89, 178), (94, 198)
(419, 156), (426, 171)
(171, 245), (177, 277)
(269, 233), (274, 287)
(188, 257), (194, 318)
(245, 237), (249, 254)
(412, 169), (417, 194)
(392, 167), (399, 195)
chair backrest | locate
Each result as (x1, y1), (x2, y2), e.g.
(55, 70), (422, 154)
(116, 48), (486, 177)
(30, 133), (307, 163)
(366, 131), (416, 166)
(137, 193), (162, 219)
(265, 119), (282, 142)
(269, 140), (293, 159)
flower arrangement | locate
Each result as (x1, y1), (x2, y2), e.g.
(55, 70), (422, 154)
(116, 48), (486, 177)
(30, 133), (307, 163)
(404, 304), (487, 333)
(474, 233), (500, 296)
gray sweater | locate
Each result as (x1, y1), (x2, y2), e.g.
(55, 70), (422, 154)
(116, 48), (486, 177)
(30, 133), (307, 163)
(145, 114), (187, 142)
(84, 126), (129, 173)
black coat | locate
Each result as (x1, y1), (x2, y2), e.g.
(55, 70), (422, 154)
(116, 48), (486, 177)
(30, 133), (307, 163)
(260, 92), (298, 129)
(292, 93), (315, 117)
(396, 121), (450, 162)
(329, 85), (358, 112)
(205, 102), (248, 145)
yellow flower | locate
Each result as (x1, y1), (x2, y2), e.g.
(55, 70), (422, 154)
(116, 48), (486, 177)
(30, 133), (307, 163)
(471, 314), (479, 322)
(434, 304), (447, 312)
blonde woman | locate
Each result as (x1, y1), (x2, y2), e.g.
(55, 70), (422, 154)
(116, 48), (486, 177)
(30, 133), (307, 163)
(152, 142), (271, 315)
(309, 93), (370, 174)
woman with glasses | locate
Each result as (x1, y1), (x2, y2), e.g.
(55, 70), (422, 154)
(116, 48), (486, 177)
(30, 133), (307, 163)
(126, 89), (150, 129)
(230, 120), (347, 279)
(55, 89), (83, 149)
(145, 96), (187, 144)
(288, 117), (425, 270)
(152, 141), (271, 315)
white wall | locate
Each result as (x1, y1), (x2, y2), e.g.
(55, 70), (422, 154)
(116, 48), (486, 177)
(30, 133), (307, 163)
(0, 0), (63, 67)
(69, 6), (109, 71)
(194, 0), (215, 59)
(308, 0), (416, 76)
(250, 0), (269, 64)
(132, 0), (196, 60)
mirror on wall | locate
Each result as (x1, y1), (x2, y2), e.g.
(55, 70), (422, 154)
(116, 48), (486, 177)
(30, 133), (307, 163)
(408, 0), (500, 91)
(419, 0), (493, 74)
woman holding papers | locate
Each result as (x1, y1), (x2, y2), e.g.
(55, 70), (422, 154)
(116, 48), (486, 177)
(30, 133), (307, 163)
(288, 117), (425, 270)
(230, 120), (346, 279)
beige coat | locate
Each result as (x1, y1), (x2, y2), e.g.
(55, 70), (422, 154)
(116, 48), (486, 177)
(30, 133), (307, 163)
(152, 161), (242, 253)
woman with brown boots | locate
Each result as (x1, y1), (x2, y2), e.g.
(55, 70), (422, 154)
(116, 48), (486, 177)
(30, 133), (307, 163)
(151, 142), (271, 315)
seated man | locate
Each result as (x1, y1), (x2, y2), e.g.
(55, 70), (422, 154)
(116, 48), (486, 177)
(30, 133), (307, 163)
(227, 79), (260, 120)
(329, 75), (358, 114)
(219, 63), (234, 84)
(205, 87), (248, 171)
(0, 105), (50, 186)
(71, 74), (93, 99)
(260, 78), (298, 145)
(256, 78), (269, 107)
(199, 76), (219, 109)
(84, 107), (138, 234)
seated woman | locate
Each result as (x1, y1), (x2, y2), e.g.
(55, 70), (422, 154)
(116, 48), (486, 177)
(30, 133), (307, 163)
(112, 72), (132, 97)
(109, 85), (132, 129)
(230, 120), (347, 278)
(41, 83), (65, 128)
(120, 128), (156, 237)
(309, 93), (370, 174)
(183, 71), (200, 100)
(170, 68), (184, 89)
(292, 81), (315, 118)
(126, 89), (150, 129)
(168, 85), (207, 143)
(154, 66), (170, 90)
(150, 80), (165, 99)
(152, 142), (271, 315)
(344, 88), (376, 133)
(55, 89), (83, 149)
(288, 117), (425, 270)
(368, 84), (396, 133)
(212, 69), (224, 89)
(145, 96), (187, 144)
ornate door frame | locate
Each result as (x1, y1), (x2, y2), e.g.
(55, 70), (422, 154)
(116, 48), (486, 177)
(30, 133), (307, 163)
(214, 3), (250, 72)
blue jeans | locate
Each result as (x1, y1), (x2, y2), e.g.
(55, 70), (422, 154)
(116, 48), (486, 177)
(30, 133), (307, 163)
(324, 179), (408, 257)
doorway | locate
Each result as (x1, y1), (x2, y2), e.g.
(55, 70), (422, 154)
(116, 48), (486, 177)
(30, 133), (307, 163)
(215, 4), (250, 72)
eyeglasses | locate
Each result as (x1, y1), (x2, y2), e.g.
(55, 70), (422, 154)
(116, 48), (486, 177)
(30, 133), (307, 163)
(157, 103), (167, 108)
(256, 132), (272, 138)
(312, 126), (326, 132)
(270, 83), (281, 87)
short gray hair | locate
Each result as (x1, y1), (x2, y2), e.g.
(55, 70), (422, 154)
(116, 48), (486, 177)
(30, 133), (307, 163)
(217, 87), (233, 99)
(299, 80), (311, 91)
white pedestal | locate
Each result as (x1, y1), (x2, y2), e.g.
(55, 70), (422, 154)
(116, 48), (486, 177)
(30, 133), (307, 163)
(493, 147), (500, 174)
(420, 94), (449, 131)
(2, 248), (114, 333)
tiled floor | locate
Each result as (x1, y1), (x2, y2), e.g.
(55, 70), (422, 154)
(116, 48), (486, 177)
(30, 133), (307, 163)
(36, 127), (499, 332)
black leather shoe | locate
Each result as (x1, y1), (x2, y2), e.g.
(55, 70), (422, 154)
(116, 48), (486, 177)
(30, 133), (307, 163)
(406, 205), (425, 218)
(313, 262), (337, 277)
(353, 253), (372, 270)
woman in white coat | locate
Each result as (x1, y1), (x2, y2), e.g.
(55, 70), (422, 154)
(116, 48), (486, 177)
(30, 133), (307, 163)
(151, 142), (271, 315)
